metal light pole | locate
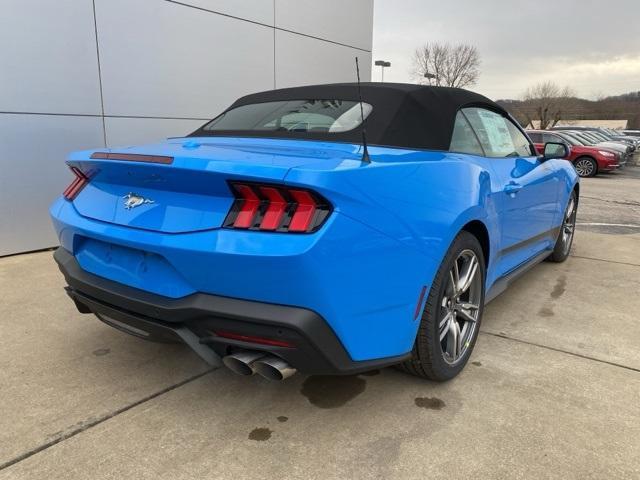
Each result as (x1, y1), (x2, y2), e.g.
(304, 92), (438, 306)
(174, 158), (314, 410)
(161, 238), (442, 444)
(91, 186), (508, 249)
(374, 60), (391, 82)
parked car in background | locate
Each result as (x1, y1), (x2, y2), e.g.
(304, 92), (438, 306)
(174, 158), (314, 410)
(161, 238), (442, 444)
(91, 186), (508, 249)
(623, 130), (640, 136)
(552, 126), (638, 150)
(581, 131), (634, 157)
(596, 131), (638, 149)
(584, 130), (636, 150)
(527, 130), (620, 177)
(602, 128), (640, 145)
(49, 84), (579, 383)
(558, 130), (632, 166)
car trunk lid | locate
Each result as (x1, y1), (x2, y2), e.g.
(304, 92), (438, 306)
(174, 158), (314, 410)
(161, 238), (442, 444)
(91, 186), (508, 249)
(68, 137), (363, 233)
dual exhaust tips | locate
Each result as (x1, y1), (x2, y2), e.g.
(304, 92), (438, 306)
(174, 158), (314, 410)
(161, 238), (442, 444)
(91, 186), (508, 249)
(222, 350), (297, 381)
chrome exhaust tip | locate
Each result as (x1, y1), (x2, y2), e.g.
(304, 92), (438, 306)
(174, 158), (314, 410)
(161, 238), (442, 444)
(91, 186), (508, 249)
(222, 350), (267, 376)
(254, 356), (297, 381)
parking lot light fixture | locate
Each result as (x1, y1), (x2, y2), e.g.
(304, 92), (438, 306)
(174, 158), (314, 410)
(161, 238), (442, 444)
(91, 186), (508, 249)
(424, 72), (437, 84)
(374, 60), (391, 82)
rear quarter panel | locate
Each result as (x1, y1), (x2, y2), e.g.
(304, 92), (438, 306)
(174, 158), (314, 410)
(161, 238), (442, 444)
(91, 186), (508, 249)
(285, 147), (497, 257)
(286, 149), (576, 362)
(283, 148), (502, 359)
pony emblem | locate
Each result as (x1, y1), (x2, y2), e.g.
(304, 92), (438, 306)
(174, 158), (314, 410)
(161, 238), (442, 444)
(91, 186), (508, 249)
(123, 193), (154, 210)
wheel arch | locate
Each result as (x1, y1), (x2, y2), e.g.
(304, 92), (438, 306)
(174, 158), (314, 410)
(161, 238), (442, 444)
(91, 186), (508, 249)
(461, 220), (490, 268)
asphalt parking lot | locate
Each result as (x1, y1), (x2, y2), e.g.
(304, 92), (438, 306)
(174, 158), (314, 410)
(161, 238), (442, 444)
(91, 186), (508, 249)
(1, 167), (639, 479)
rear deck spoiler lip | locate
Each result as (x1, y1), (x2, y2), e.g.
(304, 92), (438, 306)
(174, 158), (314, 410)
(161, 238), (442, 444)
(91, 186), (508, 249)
(90, 152), (174, 164)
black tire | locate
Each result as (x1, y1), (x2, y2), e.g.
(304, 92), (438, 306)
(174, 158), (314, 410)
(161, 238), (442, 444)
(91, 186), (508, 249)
(398, 231), (485, 381)
(548, 191), (577, 263)
(573, 157), (597, 177)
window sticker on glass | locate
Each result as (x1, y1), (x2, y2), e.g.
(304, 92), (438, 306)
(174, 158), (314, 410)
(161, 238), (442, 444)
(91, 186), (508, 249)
(477, 109), (515, 157)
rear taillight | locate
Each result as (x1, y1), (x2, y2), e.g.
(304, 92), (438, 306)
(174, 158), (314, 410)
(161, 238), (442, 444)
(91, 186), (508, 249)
(63, 167), (89, 200)
(224, 182), (331, 233)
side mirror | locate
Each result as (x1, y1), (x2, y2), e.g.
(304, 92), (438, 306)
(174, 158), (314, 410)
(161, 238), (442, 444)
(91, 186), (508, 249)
(542, 142), (570, 161)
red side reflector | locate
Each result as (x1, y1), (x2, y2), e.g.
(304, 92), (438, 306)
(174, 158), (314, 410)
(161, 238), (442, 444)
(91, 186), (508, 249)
(233, 184), (261, 228)
(414, 286), (427, 320)
(214, 330), (294, 348)
(288, 190), (317, 232)
(259, 186), (287, 230)
(63, 167), (89, 200)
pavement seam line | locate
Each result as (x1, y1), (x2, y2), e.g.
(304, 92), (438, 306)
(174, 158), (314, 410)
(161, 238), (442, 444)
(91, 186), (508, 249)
(0, 368), (217, 472)
(569, 254), (640, 268)
(481, 331), (640, 374)
(580, 195), (640, 208)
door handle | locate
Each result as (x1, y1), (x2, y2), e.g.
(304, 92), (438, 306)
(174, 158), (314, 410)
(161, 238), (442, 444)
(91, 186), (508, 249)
(504, 182), (523, 195)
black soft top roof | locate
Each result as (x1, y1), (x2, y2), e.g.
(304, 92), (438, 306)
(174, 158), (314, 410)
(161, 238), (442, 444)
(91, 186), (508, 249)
(190, 83), (506, 151)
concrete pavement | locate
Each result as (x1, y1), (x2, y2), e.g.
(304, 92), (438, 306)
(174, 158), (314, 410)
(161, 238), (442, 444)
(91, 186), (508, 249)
(0, 252), (211, 466)
(0, 168), (639, 479)
(575, 164), (640, 236)
(1, 334), (638, 480)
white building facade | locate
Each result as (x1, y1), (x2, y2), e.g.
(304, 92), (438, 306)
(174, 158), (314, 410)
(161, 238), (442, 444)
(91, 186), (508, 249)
(0, 0), (373, 256)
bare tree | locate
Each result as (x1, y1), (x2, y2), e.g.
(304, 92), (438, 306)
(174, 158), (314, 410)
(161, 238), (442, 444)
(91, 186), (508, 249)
(411, 42), (480, 88)
(499, 89), (640, 129)
(520, 81), (576, 129)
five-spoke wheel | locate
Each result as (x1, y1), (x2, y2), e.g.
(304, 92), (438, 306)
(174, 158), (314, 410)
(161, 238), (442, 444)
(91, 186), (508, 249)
(400, 231), (485, 381)
(439, 250), (482, 365)
(549, 191), (578, 263)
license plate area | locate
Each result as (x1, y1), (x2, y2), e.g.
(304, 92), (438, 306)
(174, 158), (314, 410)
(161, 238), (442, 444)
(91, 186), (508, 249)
(74, 237), (194, 298)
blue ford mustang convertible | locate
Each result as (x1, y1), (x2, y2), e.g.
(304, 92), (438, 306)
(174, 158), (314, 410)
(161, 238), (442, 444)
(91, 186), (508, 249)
(50, 83), (578, 381)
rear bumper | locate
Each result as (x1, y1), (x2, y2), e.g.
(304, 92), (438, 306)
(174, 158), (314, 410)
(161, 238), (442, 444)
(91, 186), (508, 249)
(54, 248), (408, 375)
(50, 197), (428, 361)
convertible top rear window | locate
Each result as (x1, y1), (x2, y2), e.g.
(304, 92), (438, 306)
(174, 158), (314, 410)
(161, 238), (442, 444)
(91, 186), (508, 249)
(190, 83), (509, 150)
(202, 100), (372, 134)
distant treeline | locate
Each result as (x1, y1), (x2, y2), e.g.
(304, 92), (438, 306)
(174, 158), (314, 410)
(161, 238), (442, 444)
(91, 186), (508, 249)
(498, 91), (640, 129)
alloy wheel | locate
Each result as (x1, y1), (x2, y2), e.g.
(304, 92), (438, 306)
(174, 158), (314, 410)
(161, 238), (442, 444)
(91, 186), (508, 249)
(439, 250), (482, 365)
(561, 196), (577, 254)
(574, 158), (595, 177)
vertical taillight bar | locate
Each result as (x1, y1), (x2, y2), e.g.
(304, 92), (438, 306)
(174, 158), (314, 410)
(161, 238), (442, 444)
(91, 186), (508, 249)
(259, 186), (287, 230)
(288, 190), (317, 232)
(233, 184), (261, 228)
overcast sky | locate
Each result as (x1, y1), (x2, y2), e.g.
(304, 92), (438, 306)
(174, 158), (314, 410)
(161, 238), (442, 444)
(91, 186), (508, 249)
(372, 0), (640, 100)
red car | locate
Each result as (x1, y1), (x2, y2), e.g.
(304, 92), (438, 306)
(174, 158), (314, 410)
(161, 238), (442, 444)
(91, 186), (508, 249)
(527, 130), (620, 177)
